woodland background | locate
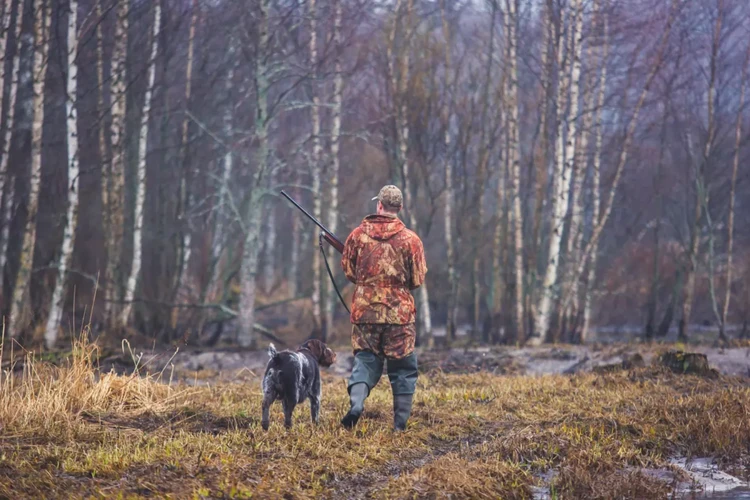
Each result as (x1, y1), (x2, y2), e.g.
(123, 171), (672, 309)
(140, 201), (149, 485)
(0, 0), (749, 349)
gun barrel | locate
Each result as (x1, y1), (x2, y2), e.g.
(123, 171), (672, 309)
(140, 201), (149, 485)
(281, 190), (345, 253)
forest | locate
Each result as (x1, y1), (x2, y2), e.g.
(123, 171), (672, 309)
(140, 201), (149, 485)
(0, 0), (748, 350)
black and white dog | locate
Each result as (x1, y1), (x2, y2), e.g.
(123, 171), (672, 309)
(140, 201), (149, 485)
(261, 339), (337, 430)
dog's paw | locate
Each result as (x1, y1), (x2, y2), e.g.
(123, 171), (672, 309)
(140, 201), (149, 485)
(261, 420), (269, 431)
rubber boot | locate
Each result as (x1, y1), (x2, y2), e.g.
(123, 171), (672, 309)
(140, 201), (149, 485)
(341, 382), (369, 429)
(393, 393), (414, 431)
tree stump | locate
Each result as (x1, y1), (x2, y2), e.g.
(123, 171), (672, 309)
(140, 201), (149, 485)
(657, 350), (718, 377)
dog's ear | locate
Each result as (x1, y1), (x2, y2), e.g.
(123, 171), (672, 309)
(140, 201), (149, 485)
(319, 346), (337, 367)
(303, 339), (336, 367)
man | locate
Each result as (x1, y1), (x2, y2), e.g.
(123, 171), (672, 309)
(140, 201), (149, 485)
(339, 185), (427, 431)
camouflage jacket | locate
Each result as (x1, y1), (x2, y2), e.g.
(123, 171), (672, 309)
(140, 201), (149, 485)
(341, 214), (427, 325)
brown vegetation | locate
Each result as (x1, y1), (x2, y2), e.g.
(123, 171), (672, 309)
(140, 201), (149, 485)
(0, 332), (748, 498)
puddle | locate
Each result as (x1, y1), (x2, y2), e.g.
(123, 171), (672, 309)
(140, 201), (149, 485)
(670, 458), (749, 498)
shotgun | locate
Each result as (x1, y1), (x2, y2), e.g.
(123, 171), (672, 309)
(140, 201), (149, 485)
(280, 190), (345, 253)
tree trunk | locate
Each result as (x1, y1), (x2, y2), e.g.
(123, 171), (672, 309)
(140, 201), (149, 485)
(532, 0), (573, 345)
(171, 0), (199, 320)
(238, 0), (271, 349)
(721, 45), (749, 339)
(505, 0), (525, 344)
(324, 0), (343, 339)
(263, 183), (277, 294)
(9, 0), (51, 338)
(580, 5), (609, 343)
(682, 0), (720, 342)
(0, 0), (25, 291)
(308, 0), (324, 338)
(44, 0), (81, 347)
(120, 0), (160, 326)
(440, 0), (458, 342)
(105, 0), (129, 326)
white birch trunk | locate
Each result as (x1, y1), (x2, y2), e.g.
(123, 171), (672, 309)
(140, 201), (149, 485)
(263, 188), (276, 293)
(309, 0), (324, 336)
(119, 0), (160, 326)
(238, 0), (271, 349)
(105, 0), (129, 324)
(205, 42), (235, 302)
(721, 45), (749, 336)
(576, 0), (678, 332)
(396, 0), (432, 339)
(324, 0), (343, 337)
(289, 206), (301, 298)
(0, 179), (13, 281)
(0, 0), (24, 292)
(505, 0), (525, 343)
(0, 0), (12, 116)
(440, 0), (458, 341)
(9, 0), (51, 338)
(96, 0), (109, 244)
(172, 0), (199, 312)
(531, 1), (573, 345)
(44, 0), (81, 347)
(580, 7), (609, 343)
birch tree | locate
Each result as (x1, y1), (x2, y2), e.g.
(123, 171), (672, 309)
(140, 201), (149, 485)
(9, 0), (51, 338)
(720, 44), (749, 338)
(324, 0), (343, 338)
(308, 0), (324, 337)
(172, 0), (200, 317)
(575, 0), (680, 341)
(104, 0), (129, 326)
(43, 0), (81, 347)
(680, 0), (721, 341)
(580, 1), (609, 342)
(389, 0), (432, 341)
(0, 0), (25, 287)
(530, 0), (575, 345)
(440, 0), (458, 341)
(120, 0), (161, 325)
(504, 0), (525, 343)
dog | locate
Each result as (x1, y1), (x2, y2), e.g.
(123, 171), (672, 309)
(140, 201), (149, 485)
(261, 339), (337, 430)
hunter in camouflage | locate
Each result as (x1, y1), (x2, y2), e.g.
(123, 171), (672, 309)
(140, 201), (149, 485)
(340, 185), (427, 432)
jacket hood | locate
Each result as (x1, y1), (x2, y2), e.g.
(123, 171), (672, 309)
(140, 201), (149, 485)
(361, 214), (405, 241)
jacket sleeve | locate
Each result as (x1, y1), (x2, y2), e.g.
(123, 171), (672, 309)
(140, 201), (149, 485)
(408, 235), (428, 290)
(341, 229), (359, 284)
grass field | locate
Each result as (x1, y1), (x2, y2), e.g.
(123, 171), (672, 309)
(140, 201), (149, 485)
(0, 333), (749, 499)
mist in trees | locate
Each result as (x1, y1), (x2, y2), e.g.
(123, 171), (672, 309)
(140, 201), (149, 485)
(0, 0), (748, 348)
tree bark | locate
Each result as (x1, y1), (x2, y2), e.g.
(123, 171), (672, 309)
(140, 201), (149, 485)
(171, 0), (199, 320)
(532, 0), (574, 345)
(120, 0), (160, 326)
(0, 0), (25, 291)
(324, 0), (343, 339)
(504, 0), (525, 343)
(104, 0), (129, 326)
(720, 44), (749, 339)
(44, 0), (81, 347)
(9, 0), (51, 338)
(681, 0), (720, 342)
(308, 0), (324, 338)
(440, 0), (458, 342)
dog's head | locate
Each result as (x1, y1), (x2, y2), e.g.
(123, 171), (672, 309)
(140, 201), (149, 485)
(300, 339), (337, 367)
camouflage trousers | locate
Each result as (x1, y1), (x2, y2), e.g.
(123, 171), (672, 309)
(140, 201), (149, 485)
(351, 323), (416, 360)
(348, 323), (418, 395)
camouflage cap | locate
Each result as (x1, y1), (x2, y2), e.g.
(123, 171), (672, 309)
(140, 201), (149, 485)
(372, 185), (403, 210)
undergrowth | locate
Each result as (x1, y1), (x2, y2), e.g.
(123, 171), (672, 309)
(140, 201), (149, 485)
(0, 331), (748, 499)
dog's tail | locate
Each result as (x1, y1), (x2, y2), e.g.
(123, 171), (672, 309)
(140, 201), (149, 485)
(267, 343), (278, 359)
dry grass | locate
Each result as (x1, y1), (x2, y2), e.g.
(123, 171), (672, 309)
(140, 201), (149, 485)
(0, 333), (749, 499)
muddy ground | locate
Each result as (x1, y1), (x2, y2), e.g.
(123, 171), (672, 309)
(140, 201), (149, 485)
(97, 341), (750, 386)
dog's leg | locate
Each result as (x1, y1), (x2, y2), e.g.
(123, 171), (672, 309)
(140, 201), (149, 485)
(310, 377), (321, 424)
(309, 395), (320, 424)
(261, 393), (275, 431)
(282, 397), (295, 429)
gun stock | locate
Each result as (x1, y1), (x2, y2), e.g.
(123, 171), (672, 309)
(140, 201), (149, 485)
(281, 190), (345, 254)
